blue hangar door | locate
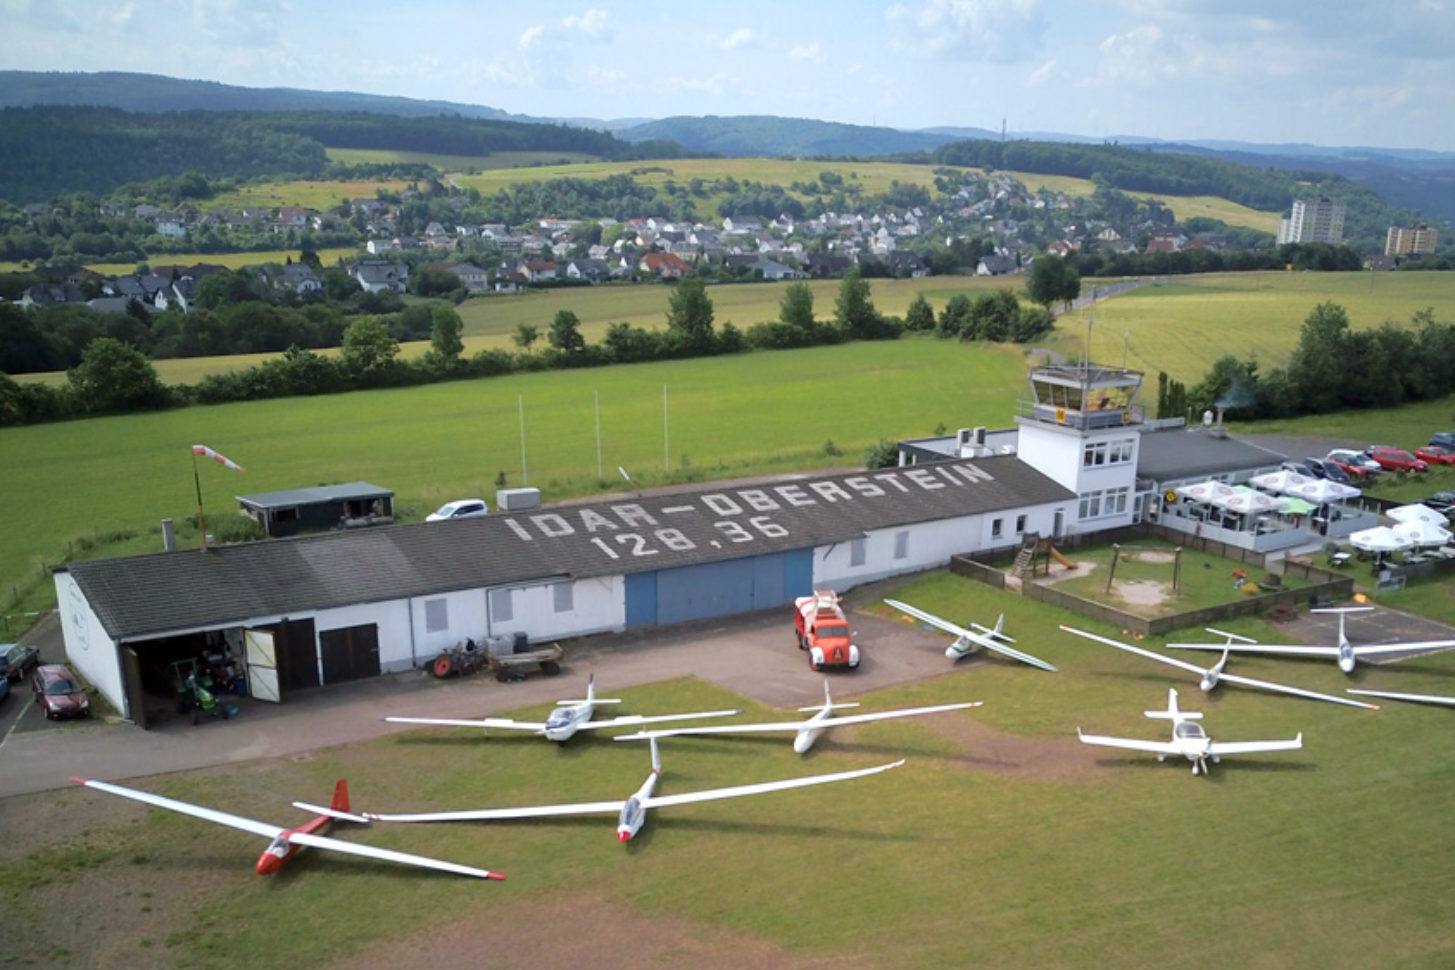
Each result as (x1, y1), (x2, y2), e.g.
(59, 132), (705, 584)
(627, 549), (813, 626)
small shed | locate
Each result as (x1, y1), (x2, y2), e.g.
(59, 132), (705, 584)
(237, 482), (394, 537)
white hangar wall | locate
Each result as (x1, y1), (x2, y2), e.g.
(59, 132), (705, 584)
(54, 570), (126, 717)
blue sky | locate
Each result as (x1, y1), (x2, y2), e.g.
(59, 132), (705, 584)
(2, 0), (1452, 151)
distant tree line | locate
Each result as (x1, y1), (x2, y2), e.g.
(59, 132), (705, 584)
(1184, 303), (1455, 420)
(0, 273), (1055, 427)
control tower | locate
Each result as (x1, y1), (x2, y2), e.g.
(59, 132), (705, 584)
(1014, 362), (1145, 532)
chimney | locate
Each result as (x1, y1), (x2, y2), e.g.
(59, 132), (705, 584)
(161, 518), (176, 553)
(972, 426), (988, 447)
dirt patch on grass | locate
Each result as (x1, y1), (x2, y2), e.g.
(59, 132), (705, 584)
(918, 717), (1106, 786)
(319, 890), (869, 970)
(1112, 579), (1171, 608)
(1135, 550), (1178, 564)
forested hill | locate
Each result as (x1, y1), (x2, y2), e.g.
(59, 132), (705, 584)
(0, 70), (530, 121)
(619, 115), (958, 157)
(0, 107), (686, 203)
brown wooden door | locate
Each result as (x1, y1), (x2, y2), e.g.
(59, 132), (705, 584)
(319, 624), (380, 684)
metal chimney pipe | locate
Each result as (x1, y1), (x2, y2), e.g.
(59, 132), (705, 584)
(161, 518), (176, 552)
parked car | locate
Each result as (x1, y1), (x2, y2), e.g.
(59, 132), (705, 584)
(1302, 458), (1352, 484)
(1413, 444), (1455, 466)
(1325, 449), (1381, 480)
(1423, 490), (1455, 517)
(2, 642), (40, 682)
(30, 664), (90, 719)
(1281, 460), (1317, 477)
(0, 673), (9, 704)
(1366, 445), (1428, 474)
(1428, 431), (1455, 450)
(425, 498), (489, 522)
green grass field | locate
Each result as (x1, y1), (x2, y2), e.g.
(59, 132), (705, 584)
(0, 339), (1031, 618)
(325, 147), (603, 170)
(84, 247), (361, 277)
(5, 571), (1454, 968)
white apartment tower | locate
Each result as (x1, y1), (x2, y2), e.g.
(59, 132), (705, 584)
(1385, 224), (1438, 256)
(1277, 197), (1346, 245)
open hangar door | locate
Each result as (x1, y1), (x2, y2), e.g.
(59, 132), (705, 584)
(118, 629), (245, 729)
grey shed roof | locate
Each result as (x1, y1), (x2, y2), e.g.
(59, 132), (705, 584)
(68, 457), (1073, 642)
(1137, 428), (1286, 482)
(236, 482), (394, 511)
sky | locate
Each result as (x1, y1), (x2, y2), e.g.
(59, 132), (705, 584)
(2, 0), (1453, 152)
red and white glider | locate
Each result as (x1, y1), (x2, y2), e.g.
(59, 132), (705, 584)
(70, 777), (503, 879)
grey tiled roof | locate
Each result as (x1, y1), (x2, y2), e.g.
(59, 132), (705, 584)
(68, 457), (1073, 641)
(235, 482), (394, 511)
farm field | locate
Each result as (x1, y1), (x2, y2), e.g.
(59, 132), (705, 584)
(1074, 270), (1455, 384)
(204, 180), (414, 213)
(324, 147), (603, 170)
(0, 338), (1030, 616)
(83, 247), (361, 276)
(5, 571), (1455, 969)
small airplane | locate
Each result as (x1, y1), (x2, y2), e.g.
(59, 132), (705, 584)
(70, 777), (502, 879)
(1059, 625), (1378, 710)
(1076, 688), (1303, 776)
(348, 736), (902, 843)
(883, 599), (1057, 671)
(383, 674), (741, 742)
(612, 679), (981, 753)
(1347, 688), (1455, 708)
(1166, 606), (1455, 674)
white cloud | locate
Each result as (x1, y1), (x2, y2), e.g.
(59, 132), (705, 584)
(720, 27), (756, 50)
(561, 9), (611, 40)
(887, 0), (1046, 63)
(1027, 58), (1055, 86)
(1094, 24), (1176, 85)
(519, 24), (544, 50)
(788, 42), (826, 63)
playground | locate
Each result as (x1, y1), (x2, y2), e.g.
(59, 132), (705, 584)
(1031, 539), (1310, 617)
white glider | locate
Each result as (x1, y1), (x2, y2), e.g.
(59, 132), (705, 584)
(71, 777), (502, 879)
(1059, 625), (1378, 710)
(384, 674), (741, 742)
(613, 679), (980, 753)
(1347, 688), (1455, 708)
(353, 737), (902, 842)
(1077, 688), (1303, 777)
(883, 598), (1057, 671)
(1167, 607), (1455, 674)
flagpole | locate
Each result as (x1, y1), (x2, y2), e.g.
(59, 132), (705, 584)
(192, 450), (209, 549)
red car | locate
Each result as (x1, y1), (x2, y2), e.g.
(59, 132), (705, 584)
(1414, 444), (1455, 466)
(30, 664), (90, 719)
(1366, 446), (1428, 474)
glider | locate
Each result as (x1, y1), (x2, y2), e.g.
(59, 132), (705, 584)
(1059, 625), (1378, 710)
(883, 599), (1057, 671)
(350, 737), (902, 842)
(1347, 688), (1455, 708)
(1167, 607), (1455, 674)
(384, 674), (741, 742)
(1077, 688), (1303, 777)
(613, 679), (980, 753)
(71, 777), (502, 879)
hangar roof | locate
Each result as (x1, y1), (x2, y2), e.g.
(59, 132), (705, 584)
(235, 481), (394, 510)
(65, 457), (1073, 641)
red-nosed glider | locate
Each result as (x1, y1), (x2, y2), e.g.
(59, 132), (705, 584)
(70, 777), (502, 879)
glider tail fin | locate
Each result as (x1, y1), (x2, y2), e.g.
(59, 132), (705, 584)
(331, 779), (350, 813)
(649, 735), (662, 774)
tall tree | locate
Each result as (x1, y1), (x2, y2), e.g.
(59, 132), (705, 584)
(778, 282), (816, 334)
(1025, 254), (1081, 310)
(548, 309), (586, 353)
(834, 267), (879, 339)
(66, 336), (167, 413)
(340, 316), (398, 382)
(429, 305), (465, 360)
(904, 293), (935, 332)
(665, 277), (716, 354)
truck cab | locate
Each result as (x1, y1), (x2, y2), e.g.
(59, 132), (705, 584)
(794, 590), (861, 671)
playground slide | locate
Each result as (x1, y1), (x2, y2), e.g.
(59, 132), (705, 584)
(1050, 546), (1074, 569)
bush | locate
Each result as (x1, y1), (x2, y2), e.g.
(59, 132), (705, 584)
(863, 438), (900, 469)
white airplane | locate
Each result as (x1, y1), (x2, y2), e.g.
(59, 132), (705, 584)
(383, 674), (741, 742)
(883, 599), (1057, 671)
(1167, 606), (1455, 674)
(347, 736), (902, 843)
(1347, 688), (1455, 708)
(1059, 625), (1379, 710)
(71, 777), (502, 879)
(612, 679), (981, 753)
(1076, 688), (1303, 777)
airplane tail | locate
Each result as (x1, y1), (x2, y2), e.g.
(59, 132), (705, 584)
(331, 779), (350, 813)
(970, 613), (1015, 643)
(1204, 627), (1258, 644)
(1146, 688), (1201, 720)
(560, 673), (621, 706)
(797, 679), (861, 714)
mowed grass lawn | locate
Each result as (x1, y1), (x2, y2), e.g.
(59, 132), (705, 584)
(1070, 270), (1455, 385)
(0, 339), (1030, 610)
(6, 572), (1454, 969)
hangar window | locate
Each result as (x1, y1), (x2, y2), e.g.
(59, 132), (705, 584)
(991, 518), (1003, 539)
(1015, 514), (1027, 534)
(893, 531), (909, 560)
(850, 538), (866, 567)
(489, 588), (513, 622)
(553, 582), (573, 613)
(424, 597), (448, 633)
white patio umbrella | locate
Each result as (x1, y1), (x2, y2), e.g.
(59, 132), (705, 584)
(1387, 503), (1448, 527)
(1348, 525), (1416, 554)
(1174, 479), (1237, 503)
(1391, 518), (1454, 548)
(1249, 469), (1316, 495)
(1293, 478), (1361, 504)
(1211, 487), (1280, 515)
